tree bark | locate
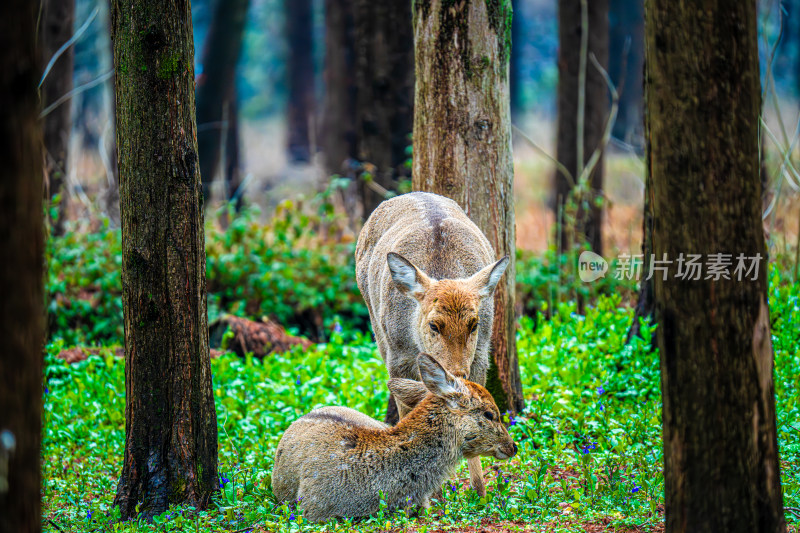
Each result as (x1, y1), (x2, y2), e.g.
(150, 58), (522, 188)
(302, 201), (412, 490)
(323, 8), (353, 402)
(646, 2), (785, 531)
(0, 1), (44, 531)
(608, 0), (643, 146)
(195, 0), (249, 202)
(509, 0), (523, 119)
(40, 0), (76, 234)
(353, 0), (414, 219)
(285, 0), (315, 163)
(321, 0), (357, 177)
(412, 0), (522, 415)
(111, 0), (218, 519)
(554, 0), (608, 255)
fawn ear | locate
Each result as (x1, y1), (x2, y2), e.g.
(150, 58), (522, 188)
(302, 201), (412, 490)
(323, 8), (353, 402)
(387, 252), (430, 300)
(469, 256), (509, 299)
(388, 378), (429, 411)
(417, 353), (465, 404)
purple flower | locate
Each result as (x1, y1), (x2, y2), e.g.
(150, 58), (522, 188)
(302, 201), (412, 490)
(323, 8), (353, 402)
(450, 484), (457, 492)
(295, 377), (301, 386)
(45, 387), (49, 394)
(289, 513), (296, 521)
(597, 386), (605, 395)
(87, 510), (92, 520)
(599, 403), (605, 412)
(509, 416), (517, 426)
(333, 322), (343, 334)
(632, 484), (641, 493)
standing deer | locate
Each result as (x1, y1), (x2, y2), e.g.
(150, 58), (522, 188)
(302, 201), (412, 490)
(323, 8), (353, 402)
(355, 191), (510, 496)
(271, 353), (517, 523)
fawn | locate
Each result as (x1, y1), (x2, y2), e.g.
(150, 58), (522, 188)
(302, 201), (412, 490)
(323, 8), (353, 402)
(271, 353), (517, 523)
(355, 191), (510, 495)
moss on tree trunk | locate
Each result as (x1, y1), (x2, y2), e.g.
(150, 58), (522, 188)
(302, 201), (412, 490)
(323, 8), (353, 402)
(646, 1), (785, 531)
(0, 2), (44, 531)
(412, 0), (522, 414)
(111, 0), (218, 519)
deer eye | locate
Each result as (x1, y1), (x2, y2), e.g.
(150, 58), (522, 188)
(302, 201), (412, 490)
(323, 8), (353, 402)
(429, 323), (440, 334)
(469, 321), (478, 334)
(484, 410), (495, 421)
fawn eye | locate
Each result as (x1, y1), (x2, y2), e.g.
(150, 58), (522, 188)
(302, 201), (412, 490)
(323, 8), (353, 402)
(484, 410), (495, 421)
(469, 321), (478, 334)
(429, 323), (440, 334)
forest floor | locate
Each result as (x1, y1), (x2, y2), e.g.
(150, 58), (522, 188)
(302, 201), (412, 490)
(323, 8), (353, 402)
(41, 263), (800, 532)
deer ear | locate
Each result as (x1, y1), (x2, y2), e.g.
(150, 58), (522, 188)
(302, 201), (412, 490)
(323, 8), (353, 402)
(388, 378), (429, 411)
(387, 252), (430, 300)
(470, 256), (509, 298)
(417, 353), (465, 403)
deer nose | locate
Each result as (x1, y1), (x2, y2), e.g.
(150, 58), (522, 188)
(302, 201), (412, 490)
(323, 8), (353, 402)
(512, 442), (518, 456)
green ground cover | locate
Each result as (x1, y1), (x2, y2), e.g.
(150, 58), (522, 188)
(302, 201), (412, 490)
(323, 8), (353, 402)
(41, 259), (800, 532)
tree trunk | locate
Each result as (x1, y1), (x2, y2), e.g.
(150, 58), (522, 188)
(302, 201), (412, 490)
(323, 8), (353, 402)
(111, 0), (218, 520)
(224, 92), (243, 209)
(554, 0), (608, 254)
(509, 0), (523, 119)
(646, 2), (785, 531)
(608, 0), (643, 146)
(627, 69), (653, 343)
(0, 1), (44, 531)
(353, 0), (414, 219)
(195, 0), (250, 202)
(40, 0), (76, 234)
(626, 146), (652, 342)
(321, 0), (357, 177)
(285, 0), (315, 163)
(412, 0), (522, 415)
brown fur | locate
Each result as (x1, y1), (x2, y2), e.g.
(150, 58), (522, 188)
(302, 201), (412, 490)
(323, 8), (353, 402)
(355, 192), (509, 495)
(271, 354), (517, 523)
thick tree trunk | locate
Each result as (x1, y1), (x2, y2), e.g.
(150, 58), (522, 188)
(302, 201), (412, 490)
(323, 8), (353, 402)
(608, 0), (643, 146)
(646, 2), (785, 531)
(40, 0), (76, 234)
(111, 0), (218, 519)
(353, 0), (414, 219)
(321, 0), (357, 177)
(196, 0), (249, 202)
(509, 0), (523, 119)
(285, 0), (315, 163)
(0, 1), (44, 531)
(554, 0), (608, 254)
(412, 0), (522, 415)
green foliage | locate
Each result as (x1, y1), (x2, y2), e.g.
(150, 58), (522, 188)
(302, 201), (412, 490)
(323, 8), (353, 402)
(205, 201), (369, 337)
(47, 203), (369, 345)
(41, 266), (800, 531)
(516, 248), (637, 317)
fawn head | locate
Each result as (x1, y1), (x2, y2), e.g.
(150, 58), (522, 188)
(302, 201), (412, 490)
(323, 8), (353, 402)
(386, 253), (509, 379)
(389, 353), (517, 460)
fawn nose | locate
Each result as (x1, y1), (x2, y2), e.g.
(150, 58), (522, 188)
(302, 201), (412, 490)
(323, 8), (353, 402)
(512, 442), (518, 456)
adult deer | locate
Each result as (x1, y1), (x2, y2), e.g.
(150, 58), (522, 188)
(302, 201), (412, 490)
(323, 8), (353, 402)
(355, 191), (509, 496)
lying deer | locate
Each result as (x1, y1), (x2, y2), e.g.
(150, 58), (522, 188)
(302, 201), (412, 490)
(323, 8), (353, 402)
(271, 354), (517, 523)
(355, 191), (509, 495)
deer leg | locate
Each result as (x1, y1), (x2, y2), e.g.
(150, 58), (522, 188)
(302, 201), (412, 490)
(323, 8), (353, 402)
(467, 456), (486, 497)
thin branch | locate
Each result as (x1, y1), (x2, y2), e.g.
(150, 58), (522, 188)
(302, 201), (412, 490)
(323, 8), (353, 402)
(39, 7), (100, 88)
(576, 53), (619, 187)
(511, 124), (575, 186)
(39, 70), (113, 118)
